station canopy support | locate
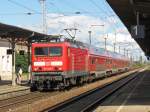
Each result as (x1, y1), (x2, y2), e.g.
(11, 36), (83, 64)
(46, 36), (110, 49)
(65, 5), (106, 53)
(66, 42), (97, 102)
(0, 22), (49, 86)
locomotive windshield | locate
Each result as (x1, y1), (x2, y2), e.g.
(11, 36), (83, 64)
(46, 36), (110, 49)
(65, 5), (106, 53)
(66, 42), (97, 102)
(49, 47), (62, 56)
(34, 47), (62, 56)
(35, 47), (48, 56)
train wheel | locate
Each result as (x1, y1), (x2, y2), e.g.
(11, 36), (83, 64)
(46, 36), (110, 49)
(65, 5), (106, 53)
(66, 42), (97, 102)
(38, 86), (44, 91)
(37, 81), (45, 91)
(58, 82), (65, 91)
(30, 83), (37, 92)
(63, 79), (71, 90)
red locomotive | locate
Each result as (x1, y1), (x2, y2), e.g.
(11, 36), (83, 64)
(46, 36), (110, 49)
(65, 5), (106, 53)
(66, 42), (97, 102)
(31, 38), (130, 90)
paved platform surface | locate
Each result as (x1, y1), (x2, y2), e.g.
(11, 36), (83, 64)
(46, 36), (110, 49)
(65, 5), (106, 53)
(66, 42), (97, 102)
(94, 69), (150, 112)
(0, 80), (11, 85)
(0, 80), (28, 86)
(0, 80), (30, 100)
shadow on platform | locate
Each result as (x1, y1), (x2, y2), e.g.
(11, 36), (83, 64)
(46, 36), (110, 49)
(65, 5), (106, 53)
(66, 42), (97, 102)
(0, 80), (29, 86)
(100, 70), (150, 106)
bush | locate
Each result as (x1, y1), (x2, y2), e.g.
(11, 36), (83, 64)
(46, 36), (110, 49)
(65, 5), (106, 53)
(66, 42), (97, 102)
(15, 53), (28, 73)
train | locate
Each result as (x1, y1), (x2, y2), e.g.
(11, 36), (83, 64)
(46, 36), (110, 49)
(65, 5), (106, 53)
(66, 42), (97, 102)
(31, 38), (130, 91)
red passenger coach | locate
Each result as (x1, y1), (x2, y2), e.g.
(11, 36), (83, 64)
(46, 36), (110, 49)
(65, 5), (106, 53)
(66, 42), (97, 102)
(31, 38), (130, 90)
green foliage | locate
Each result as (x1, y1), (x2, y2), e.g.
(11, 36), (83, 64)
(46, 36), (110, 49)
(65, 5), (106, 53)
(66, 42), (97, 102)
(15, 53), (28, 73)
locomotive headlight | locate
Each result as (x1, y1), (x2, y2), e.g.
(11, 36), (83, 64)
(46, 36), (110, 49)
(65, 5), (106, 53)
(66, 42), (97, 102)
(34, 62), (45, 66)
(34, 67), (38, 71)
(51, 61), (63, 66)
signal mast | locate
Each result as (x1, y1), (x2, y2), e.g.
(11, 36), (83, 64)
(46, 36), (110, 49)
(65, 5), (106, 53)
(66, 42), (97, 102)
(39, 0), (47, 34)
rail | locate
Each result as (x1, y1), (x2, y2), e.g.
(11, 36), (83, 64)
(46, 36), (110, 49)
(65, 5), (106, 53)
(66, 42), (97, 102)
(44, 70), (144, 112)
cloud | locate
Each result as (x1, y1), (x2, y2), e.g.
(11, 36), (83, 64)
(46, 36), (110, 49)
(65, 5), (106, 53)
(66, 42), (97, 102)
(116, 27), (130, 35)
(20, 13), (144, 57)
(106, 15), (120, 25)
(46, 13), (105, 33)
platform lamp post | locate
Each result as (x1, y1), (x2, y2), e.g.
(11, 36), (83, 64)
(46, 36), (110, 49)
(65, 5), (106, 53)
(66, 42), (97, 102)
(113, 42), (116, 53)
(130, 52), (133, 62)
(126, 49), (129, 57)
(104, 34), (108, 51)
(88, 31), (92, 45)
(103, 31), (107, 51)
(117, 42), (130, 55)
(117, 46), (122, 55)
(113, 32), (117, 53)
(124, 48), (126, 56)
(119, 46), (121, 54)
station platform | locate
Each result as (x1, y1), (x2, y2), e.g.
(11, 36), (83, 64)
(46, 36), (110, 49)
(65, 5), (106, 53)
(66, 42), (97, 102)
(0, 80), (30, 100)
(94, 69), (150, 112)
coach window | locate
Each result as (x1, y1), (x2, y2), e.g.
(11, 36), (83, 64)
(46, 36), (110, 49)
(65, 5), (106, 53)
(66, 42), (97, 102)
(106, 59), (109, 64)
(49, 47), (62, 56)
(91, 58), (95, 64)
(106, 59), (112, 64)
(35, 47), (48, 56)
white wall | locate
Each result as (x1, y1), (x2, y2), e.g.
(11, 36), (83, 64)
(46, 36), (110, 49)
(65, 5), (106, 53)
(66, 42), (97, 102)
(0, 40), (12, 80)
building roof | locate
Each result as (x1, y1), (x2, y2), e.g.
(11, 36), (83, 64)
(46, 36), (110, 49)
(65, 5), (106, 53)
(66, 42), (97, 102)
(0, 22), (60, 44)
(0, 22), (47, 39)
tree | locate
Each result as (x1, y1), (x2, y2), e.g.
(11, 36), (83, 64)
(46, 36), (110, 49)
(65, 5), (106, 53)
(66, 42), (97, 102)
(15, 52), (28, 73)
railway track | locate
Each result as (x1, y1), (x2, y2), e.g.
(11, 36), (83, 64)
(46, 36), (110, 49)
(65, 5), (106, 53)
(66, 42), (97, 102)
(44, 70), (144, 112)
(0, 68), (143, 112)
(0, 91), (59, 112)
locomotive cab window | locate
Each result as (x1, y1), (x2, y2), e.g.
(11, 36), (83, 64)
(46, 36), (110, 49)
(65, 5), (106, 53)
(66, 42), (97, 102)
(35, 47), (48, 56)
(49, 47), (62, 56)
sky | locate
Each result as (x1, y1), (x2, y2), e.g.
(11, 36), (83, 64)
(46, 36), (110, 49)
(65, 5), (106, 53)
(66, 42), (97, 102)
(0, 0), (146, 61)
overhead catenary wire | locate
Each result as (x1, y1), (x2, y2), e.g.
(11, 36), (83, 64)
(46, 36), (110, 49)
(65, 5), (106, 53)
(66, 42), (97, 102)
(6, 0), (103, 17)
(89, 0), (119, 32)
(47, 1), (65, 15)
(7, 0), (40, 13)
(60, 0), (91, 15)
(88, 0), (135, 54)
(102, 0), (123, 30)
(4, 0), (143, 58)
(102, 0), (143, 56)
(47, 1), (104, 16)
(5, 0), (111, 22)
(88, 0), (117, 50)
(0, 12), (40, 16)
(4, 1), (124, 35)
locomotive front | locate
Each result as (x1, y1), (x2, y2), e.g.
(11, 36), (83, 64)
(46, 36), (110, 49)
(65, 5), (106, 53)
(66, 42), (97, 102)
(31, 42), (68, 90)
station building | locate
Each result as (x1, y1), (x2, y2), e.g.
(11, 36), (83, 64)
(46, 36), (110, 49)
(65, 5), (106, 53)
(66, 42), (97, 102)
(0, 39), (28, 80)
(0, 39), (12, 80)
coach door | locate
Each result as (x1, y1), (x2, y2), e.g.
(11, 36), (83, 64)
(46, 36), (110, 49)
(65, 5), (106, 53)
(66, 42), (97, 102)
(85, 55), (88, 72)
(71, 54), (75, 74)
